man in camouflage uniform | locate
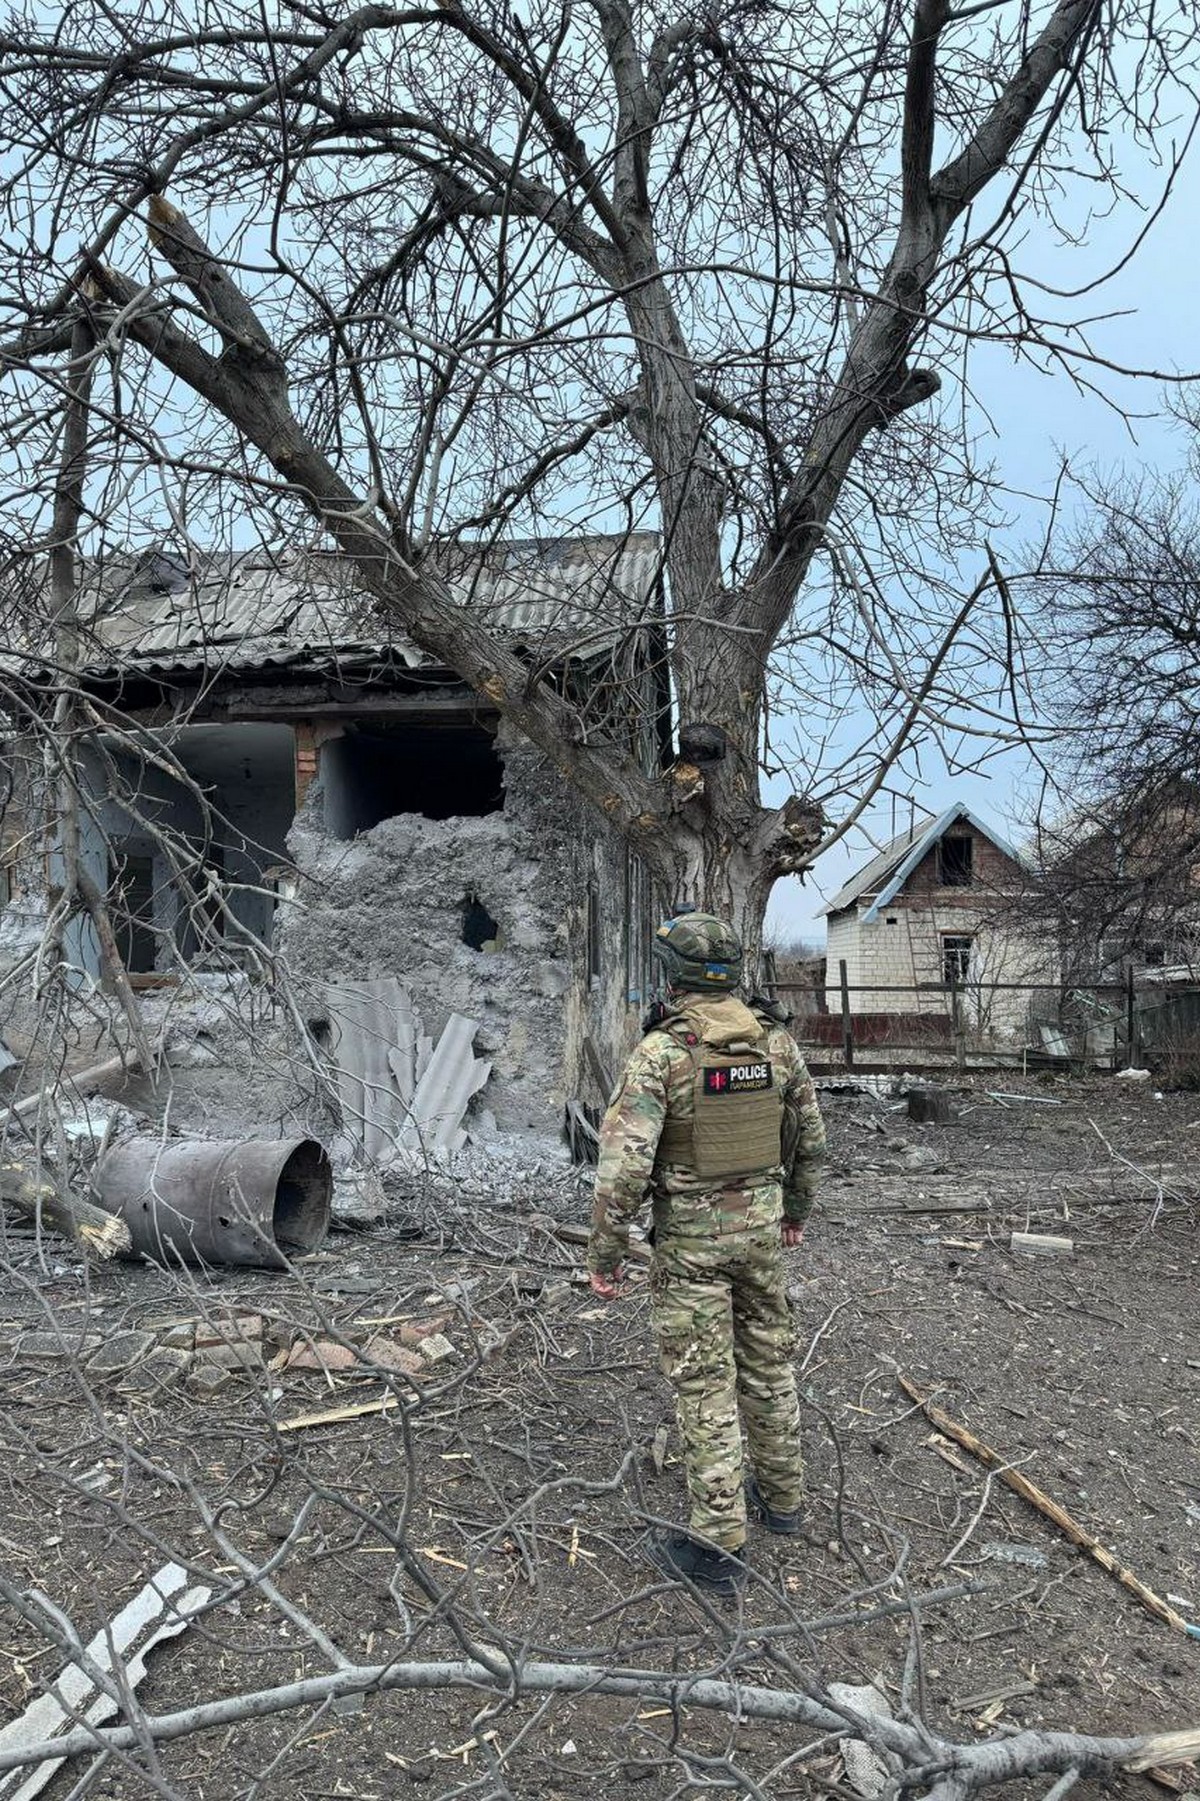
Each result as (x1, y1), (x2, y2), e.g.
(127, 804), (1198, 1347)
(588, 910), (826, 1595)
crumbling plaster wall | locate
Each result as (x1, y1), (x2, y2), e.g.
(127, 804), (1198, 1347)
(280, 720), (616, 1135)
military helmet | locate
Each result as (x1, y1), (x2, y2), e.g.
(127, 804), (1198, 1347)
(653, 910), (743, 991)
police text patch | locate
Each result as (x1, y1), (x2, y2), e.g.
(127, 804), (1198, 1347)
(703, 1062), (773, 1095)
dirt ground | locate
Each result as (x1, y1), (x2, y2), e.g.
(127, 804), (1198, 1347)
(1, 1072), (1198, 1800)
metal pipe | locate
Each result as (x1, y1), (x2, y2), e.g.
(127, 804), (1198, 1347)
(94, 1136), (331, 1268)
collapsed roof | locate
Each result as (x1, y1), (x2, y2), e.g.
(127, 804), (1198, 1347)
(14, 533), (663, 686)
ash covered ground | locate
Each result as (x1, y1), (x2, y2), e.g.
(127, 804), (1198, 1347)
(1, 1073), (1198, 1800)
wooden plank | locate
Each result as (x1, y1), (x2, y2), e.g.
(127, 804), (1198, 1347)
(277, 1394), (403, 1432)
(898, 1376), (1196, 1637)
(582, 1037), (614, 1103)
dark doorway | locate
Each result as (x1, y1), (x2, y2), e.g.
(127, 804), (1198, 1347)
(109, 852), (157, 973)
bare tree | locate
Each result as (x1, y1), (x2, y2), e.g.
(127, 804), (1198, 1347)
(0, 0), (1194, 958)
(1018, 463), (1200, 978)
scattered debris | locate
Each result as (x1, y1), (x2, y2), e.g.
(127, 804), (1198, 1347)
(899, 1145), (946, 1175)
(118, 1347), (192, 1395)
(1115, 1067), (1153, 1081)
(828, 1679), (894, 1800)
(0, 1561), (211, 1801)
(14, 1331), (103, 1362)
(1010, 1231), (1074, 1257)
(285, 1338), (362, 1373)
(980, 1540), (1049, 1570)
(330, 1167), (389, 1228)
(815, 1076), (899, 1098)
(986, 1091), (1063, 1106)
(899, 1376), (1200, 1638)
(85, 1329), (156, 1377)
(1139, 1762), (1200, 1794)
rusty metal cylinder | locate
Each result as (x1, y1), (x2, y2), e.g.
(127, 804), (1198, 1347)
(95, 1136), (331, 1268)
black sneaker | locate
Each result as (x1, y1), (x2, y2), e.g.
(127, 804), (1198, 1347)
(645, 1531), (746, 1596)
(746, 1474), (804, 1535)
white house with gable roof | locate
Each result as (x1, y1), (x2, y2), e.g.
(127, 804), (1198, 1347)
(821, 803), (1057, 1040)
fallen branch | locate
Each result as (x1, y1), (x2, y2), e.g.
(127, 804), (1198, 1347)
(528, 1212), (652, 1264)
(0, 1158), (131, 1259)
(0, 1651), (1195, 1784)
(899, 1376), (1199, 1638)
(0, 1052), (142, 1132)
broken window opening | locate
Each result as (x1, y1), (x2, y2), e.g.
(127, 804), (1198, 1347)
(942, 934), (973, 988)
(462, 892), (500, 951)
(938, 835), (973, 886)
(322, 722), (504, 839)
(109, 851), (158, 974)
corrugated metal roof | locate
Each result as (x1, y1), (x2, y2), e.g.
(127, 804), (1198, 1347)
(72, 534), (662, 681)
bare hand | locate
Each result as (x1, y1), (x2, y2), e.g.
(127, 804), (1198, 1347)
(589, 1268), (624, 1299)
(781, 1222), (805, 1249)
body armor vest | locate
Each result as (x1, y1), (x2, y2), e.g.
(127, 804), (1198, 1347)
(652, 1003), (783, 1181)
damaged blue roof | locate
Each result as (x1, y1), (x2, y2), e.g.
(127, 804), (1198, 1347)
(821, 803), (1025, 922)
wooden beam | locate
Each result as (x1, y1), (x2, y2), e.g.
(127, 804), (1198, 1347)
(898, 1376), (1196, 1637)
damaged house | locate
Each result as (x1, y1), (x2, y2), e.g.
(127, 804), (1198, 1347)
(821, 802), (1057, 1042)
(1, 534), (666, 1147)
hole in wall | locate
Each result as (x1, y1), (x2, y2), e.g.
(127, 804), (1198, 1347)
(462, 892), (500, 950)
(323, 722), (504, 838)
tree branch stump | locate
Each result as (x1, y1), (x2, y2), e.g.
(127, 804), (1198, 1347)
(0, 1158), (131, 1258)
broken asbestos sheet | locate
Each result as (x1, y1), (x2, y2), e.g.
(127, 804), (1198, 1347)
(0, 1561), (211, 1800)
(324, 978), (491, 1161)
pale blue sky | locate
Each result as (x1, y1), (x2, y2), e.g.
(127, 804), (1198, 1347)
(767, 143), (1200, 948)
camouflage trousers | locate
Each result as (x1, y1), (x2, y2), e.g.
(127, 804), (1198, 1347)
(650, 1223), (803, 1551)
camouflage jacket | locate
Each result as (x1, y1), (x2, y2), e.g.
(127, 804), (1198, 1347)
(588, 993), (826, 1275)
